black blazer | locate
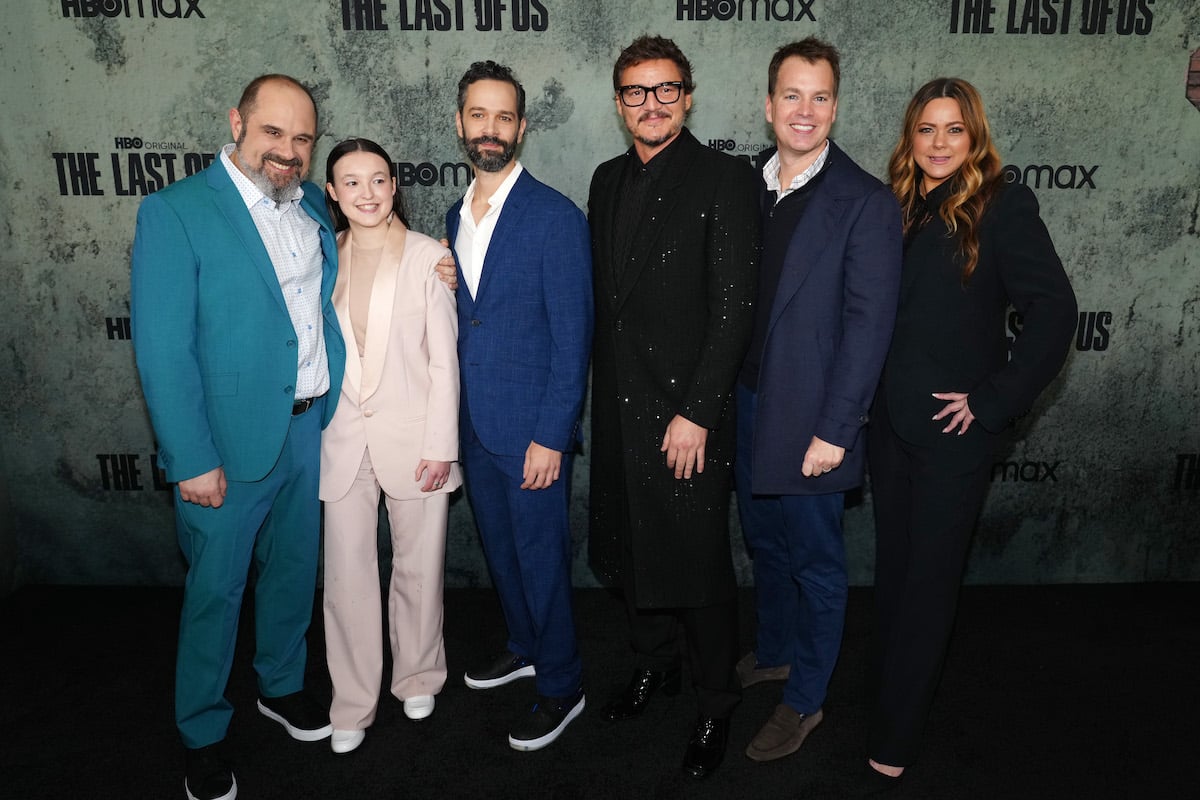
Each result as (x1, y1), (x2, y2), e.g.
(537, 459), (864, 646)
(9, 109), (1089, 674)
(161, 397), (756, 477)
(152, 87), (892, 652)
(878, 180), (1077, 447)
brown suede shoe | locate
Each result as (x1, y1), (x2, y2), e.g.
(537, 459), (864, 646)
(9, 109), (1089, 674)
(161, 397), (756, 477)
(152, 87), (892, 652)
(735, 651), (791, 688)
(745, 704), (824, 762)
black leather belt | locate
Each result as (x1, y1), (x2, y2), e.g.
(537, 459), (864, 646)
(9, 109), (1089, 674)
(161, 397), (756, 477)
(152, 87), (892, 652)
(292, 395), (320, 415)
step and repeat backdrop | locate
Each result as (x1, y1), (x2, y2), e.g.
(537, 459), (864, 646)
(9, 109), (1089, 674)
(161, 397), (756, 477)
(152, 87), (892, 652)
(0, 1), (1196, 588)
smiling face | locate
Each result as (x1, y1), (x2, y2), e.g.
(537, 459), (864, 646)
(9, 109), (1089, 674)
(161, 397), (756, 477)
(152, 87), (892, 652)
(765, 56), (837, 175)
(912, 97), (972, 194)
(616, 58), (692, 160)
(326, 150), (395, 231)
(456, 78), (526, 174)
(229, 79), (316, 204)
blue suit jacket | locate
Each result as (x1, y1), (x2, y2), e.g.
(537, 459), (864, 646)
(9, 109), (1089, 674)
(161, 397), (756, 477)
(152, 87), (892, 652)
(749, 142), (902, 495)
(446, 168), (593, 457)
(131, 162), (345, 483)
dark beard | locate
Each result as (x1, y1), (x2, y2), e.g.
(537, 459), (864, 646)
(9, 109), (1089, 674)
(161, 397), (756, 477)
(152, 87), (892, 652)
(463, 134), (516, 173)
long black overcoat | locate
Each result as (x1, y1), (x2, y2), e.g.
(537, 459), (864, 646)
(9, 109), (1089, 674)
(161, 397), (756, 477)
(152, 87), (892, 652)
(587, 129), (759, 608)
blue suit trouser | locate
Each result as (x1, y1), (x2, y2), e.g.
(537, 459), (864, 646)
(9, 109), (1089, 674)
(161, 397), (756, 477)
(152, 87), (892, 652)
(461, 418), (582, 698)
(173, 398), (324, 749)
(735, 385), (847, 714)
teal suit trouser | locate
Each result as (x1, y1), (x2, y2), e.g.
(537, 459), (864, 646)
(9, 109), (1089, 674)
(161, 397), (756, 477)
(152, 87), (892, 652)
(173, 398), (324, 748)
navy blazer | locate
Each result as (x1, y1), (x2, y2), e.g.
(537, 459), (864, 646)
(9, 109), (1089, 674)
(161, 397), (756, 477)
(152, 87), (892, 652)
(446, 167), (594, 457)
(749, 142), (903, 495)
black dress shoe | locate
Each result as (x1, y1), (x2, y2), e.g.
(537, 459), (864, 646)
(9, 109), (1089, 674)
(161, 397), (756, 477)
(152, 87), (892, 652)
(602, 667), (682, 721)
(681, 716), (729, 779)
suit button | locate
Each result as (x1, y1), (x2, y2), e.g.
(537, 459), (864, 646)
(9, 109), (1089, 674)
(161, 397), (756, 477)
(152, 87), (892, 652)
(615, 320), (623, 332)
(364, 409), (374, 418)
(471, 319), (481, 326)
(286, 339), (296, 348)
(284, 385), (294, 395)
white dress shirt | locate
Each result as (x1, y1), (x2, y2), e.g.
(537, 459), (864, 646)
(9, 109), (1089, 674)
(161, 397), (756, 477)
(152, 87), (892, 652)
(220, 144), (329, 399)
(455, 162), (524, 300)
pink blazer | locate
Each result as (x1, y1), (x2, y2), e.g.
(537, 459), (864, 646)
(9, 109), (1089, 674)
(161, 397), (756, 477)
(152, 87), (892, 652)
(319, 222), (462, 502)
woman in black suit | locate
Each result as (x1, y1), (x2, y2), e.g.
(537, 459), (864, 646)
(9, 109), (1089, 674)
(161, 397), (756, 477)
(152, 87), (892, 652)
(864, 78), (1077, 785)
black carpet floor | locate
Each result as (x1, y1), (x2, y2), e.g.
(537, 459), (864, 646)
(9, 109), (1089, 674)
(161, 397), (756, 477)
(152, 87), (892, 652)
(2, 583), (1197, 799)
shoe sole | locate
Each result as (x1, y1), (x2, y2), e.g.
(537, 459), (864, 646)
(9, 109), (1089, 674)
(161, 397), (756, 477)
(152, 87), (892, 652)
(508, 694), (586, 751)
(256, 700), (333, 742)
(185, 775), (237, 800)
(464, 663), (536, 690)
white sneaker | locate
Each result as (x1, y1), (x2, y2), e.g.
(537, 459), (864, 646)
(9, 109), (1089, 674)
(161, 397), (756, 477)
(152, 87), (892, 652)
(404, 695), (436, 721)
(330, 728), (365, 754)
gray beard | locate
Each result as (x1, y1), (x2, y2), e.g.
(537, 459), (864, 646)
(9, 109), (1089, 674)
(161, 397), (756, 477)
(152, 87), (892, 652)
(243, 160), (301, 205)
(235, 134), (303, 205)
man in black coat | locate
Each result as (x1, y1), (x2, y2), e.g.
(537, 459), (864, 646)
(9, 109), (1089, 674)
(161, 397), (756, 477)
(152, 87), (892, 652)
(587, 35), (760, 779)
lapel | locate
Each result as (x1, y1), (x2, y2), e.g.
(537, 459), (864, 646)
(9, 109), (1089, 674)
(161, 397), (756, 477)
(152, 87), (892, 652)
(612, 129), (693, 312)
(592, 156), (624, 305)
(768, 142), (847, 333)
(334, 223), (407, 403)
(206, 165), (291, 318)
(475, 168), (534, 303)
(361, 222), (405, 401)
(300, 184), (338, 306)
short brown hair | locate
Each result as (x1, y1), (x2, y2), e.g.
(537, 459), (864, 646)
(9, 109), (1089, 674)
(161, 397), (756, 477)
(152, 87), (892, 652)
(767, 38), (840, 97)
(612, 35), (695, 95)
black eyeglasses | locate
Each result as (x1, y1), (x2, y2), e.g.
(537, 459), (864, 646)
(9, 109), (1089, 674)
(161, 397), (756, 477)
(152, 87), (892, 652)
(618, 81), (685, 107)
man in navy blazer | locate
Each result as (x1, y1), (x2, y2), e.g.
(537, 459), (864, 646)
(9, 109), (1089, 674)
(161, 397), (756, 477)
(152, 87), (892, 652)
(445, 61), (593, 752)
(132, 75), (346, 800)
(733, 40), (902, 762)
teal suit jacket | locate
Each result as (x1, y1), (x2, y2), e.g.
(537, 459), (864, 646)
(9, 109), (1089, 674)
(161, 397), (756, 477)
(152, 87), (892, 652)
(131, 162), (345, 483)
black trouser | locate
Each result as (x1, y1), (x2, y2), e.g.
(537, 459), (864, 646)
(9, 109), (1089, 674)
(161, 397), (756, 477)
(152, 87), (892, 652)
(866, 396), (994, 767)
(625, 595), (741, 719)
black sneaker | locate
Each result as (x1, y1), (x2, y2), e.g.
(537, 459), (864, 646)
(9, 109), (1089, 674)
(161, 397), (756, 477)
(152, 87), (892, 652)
(508, 689), (585, 751)
(464, 650), (536, 689)
(184, 742), (236, 800)
(256, 690), (333, 741)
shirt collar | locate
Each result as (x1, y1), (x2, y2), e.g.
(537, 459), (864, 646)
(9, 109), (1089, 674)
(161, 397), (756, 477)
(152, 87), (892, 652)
(220, 143), (304, 211)
(462, 162), (524, 212)
(763, 140), (830, 198)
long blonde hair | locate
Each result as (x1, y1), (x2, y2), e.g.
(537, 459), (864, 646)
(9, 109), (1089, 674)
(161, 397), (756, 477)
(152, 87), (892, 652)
(888, 78), (1003, 283)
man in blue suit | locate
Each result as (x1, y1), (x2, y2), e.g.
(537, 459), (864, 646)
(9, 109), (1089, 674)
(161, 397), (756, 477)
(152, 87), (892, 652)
(132, 75), (345, 800)
(733, 39), (902, 762)
(445, 61), (593, 752)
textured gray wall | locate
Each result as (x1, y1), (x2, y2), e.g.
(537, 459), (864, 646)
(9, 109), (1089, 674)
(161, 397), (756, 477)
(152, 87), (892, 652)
(1, 1), (1197, 589)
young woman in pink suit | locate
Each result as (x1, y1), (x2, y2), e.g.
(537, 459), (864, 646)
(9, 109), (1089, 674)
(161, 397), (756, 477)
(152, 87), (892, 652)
(865, 79), (1076, 788)
(319, 138), (461, 754)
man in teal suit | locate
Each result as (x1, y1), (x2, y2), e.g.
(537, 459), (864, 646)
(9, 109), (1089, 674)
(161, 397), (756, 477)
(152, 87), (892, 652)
(131, 74), (345, 800)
